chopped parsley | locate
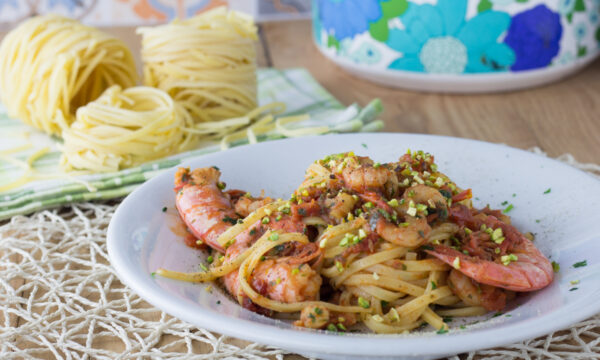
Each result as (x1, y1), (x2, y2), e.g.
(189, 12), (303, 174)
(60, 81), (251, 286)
(569, 287), (578, 291)
(460, 325), (466, 329)
(249, 228), (256, 235)
(535, 219), (541, 223)
(161, 206), (167, 212)
(573, 260), (587, 268)
(436, 328), (448, 334)
(150, 272), (156, 277)
(492, 312), (503, 317)
(327, 324), (338, 332)
(380, 300), (389, 307)
(212, 165), (220, 170)
(222, 216), (237, 225)
(216, 300), (221, 305)
(442, 317), (452, 323)
(552, 261), (560, 273)
(430, 281), (437, 289)
(297, 208), (307, 216)
(501, 201), (508, 206)
(314, 307), (323, 315)
(502, 204), (514, 213)
(361, 143), (368, 149)
(543, 188), (551, 194)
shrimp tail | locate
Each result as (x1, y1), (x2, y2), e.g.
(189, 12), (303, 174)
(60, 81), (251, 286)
(426, 245), (552, 292)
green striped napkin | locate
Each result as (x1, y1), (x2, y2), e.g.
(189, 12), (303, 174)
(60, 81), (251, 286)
(0, 68), (383, 219)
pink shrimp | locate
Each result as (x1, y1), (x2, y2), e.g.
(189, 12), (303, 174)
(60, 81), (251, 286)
(221, 217), (322, 307)
(174, 167), (237, 252)
(175, 166), (323, 310)
(447, 269), (508, 311)
(426, 204), (554, 292)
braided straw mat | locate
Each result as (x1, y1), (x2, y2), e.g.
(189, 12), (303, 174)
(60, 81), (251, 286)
(2, 147), (600, 360)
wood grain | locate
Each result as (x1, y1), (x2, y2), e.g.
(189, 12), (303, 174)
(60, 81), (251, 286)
(261, 20), (600, 163)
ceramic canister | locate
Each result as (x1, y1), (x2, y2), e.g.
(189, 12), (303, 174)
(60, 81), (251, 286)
(312, 0), (600, 92)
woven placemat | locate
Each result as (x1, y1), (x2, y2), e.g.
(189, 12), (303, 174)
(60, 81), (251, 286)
(1, 147), (599, 360)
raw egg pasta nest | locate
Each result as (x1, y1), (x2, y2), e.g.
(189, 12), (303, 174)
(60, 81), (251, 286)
(138, 7), (258, 123)
(60, 85), (193, 172)
(0, 14), (137, 136)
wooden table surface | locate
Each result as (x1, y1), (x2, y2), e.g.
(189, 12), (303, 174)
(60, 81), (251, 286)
(5, 19), (600, 359)
(105, 20), (600, 163)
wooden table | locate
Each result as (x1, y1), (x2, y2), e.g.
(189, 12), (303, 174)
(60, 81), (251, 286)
(5, 19), (600, 359)
(106, 20), (600, 163)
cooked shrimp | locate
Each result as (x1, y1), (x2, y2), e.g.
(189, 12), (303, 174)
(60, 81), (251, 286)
(401, 185), (447, 212)
(447, 269), (507, 311)
(221, 216), (322, 306)
(427, 206), (554, 292)
(325, 192), (357, 220)
(375, 216), (430, 248)
(342, 161), (395, 193)
(174, 167), (237, 252)
(233, 195), (274, 217)
(252, 260), (322, 303)
(296, 305), (330, 329)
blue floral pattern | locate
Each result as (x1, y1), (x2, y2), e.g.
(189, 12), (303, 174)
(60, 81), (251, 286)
(504, 5), (562, 71)
(313, 0), (597, 74)
(386, 0), (514, 73)
(319, 0), (382, 40)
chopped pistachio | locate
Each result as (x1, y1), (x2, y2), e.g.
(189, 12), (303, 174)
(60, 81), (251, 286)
(358, 229), (367, 239)
(358, 297), (370, 308)
(387, 198), (399, 207)
(501, 254), (518, 266)
(452, 257), (461, 269)
(389, 308), (400, 322)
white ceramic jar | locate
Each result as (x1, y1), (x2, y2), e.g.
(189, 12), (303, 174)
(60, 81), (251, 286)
(312, 0), (600, 92)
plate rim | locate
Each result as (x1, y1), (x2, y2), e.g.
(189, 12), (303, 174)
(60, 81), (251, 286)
(107, 133), (600, 357)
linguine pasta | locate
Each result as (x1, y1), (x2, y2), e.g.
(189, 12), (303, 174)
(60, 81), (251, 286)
(154, 150), (557, 334)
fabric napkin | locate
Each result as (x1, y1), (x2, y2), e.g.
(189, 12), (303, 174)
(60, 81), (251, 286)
(0, 68), (383, 219)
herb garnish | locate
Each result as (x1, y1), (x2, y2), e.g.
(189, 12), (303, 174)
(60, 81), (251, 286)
(502, 204), (514, 213)
(573, 260), (587, 268)
(222, 216), (237, 225)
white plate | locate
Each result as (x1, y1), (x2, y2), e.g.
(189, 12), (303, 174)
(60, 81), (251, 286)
(107, 133), (600, 360)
